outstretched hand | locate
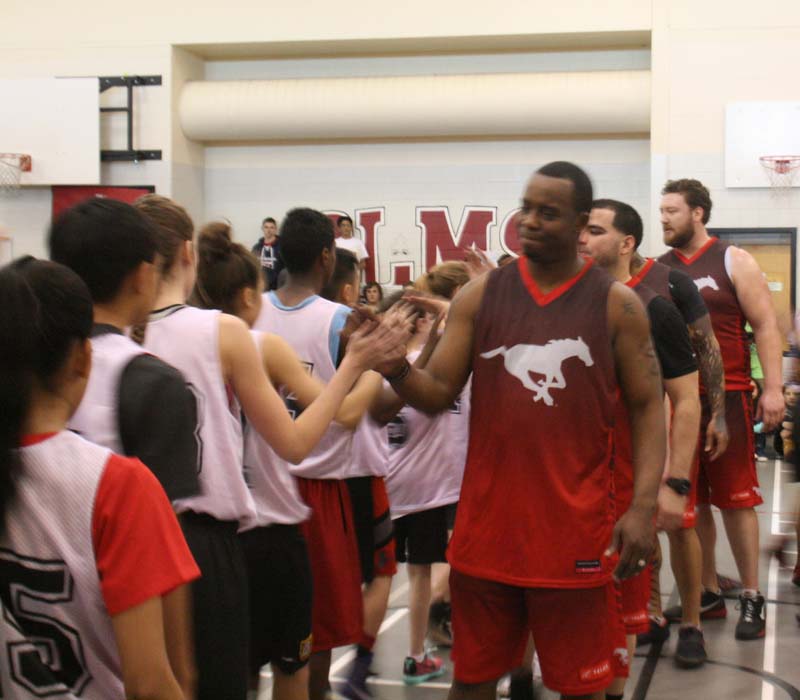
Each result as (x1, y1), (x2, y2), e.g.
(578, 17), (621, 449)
(345, 305), (413, 372)
(463, 247), (496, 279)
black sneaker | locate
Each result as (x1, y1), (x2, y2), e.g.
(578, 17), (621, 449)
(674, 626), (707, 668)
(735, 594), (766, 640)
(636, 617), (671, 647)
(664, 590), (726, 624)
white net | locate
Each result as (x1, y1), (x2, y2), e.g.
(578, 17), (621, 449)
(760, 156), (800, 193)
(0, 154), (30, 194)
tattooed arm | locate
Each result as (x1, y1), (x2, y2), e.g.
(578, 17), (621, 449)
(687, 314), (729, 460)
(606, 283), (666, 580)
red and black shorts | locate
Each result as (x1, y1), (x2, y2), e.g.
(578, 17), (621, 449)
(346, 476), (397, 583)
(297, 478), (363, 652)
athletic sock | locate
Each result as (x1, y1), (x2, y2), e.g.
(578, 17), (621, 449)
(358, 633), (376, 655)
(742, 588), (760, 599)
(411, 653), (425, 663)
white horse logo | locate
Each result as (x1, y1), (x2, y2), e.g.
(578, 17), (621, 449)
(480, 337), (594, 406)
(694, 275), (719, 292)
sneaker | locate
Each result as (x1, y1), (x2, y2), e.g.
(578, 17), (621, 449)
(717, 572), (742, 594)
(735, 594), (766, 640)
(674, 626), (707, 668)
(636, 616), (671, 646)
(403, 653), (445, 685)
(664, 590), (726, 624)
(342, 653), (372, 700)
(508, 671), (535, 700)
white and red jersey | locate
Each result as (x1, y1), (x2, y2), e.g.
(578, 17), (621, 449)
(253, 292), (353, 480)
(69, 332), (145, 453)
(386, 351), (460, 517)
(0, 431), (198, 699)
(144, 304), (255, 523)
(241, 331), (311, 530)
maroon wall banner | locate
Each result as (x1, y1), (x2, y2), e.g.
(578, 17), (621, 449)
(52, 186), (155, 220)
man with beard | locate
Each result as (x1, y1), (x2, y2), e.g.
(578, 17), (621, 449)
(658, 178), (784, 640)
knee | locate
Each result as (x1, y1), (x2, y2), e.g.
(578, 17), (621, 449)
(273, 658), (310, 677)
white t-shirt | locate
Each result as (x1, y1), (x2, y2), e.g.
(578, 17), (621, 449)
(336, 236), (369, 262)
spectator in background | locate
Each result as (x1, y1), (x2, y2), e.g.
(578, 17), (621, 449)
(336, 216), (369, 274)
(252, 217), (284, 290)
(363, 281), (384, 311)
(748, 323), (768, 461)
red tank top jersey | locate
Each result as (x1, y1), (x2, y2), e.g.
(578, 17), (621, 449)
(659, 238), (750, 391)
(447, 258), (618, 588)
(631, 258), (670, 300)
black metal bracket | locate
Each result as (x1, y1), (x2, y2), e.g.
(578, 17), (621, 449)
(99, 75), (163, 162)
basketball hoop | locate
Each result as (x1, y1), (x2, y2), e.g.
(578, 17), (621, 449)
(759, 155), (800, 193)
(0, 154), (32, 194)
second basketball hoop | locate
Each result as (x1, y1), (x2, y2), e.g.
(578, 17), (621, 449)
(759, 155), (800, 193)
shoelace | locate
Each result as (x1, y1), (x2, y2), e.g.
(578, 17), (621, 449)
(737, 597), (761, 623)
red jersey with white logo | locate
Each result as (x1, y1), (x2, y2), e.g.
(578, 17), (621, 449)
(659, 238), (750, 391)
(448, 258), (617, 588)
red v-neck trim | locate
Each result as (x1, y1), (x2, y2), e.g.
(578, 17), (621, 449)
(517, 256), (593, 306)
(20, 432), (58, 447)
(674, 237), (717, 265)
(626, 258), (654, 289)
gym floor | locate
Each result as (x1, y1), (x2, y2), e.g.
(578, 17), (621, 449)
(258, 457), (800, 700)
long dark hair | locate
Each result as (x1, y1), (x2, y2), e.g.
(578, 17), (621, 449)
(0, 257), (93, 535)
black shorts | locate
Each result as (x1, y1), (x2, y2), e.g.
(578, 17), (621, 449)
(180, 512), (249, 700)
(445, 501), (458, 531)
(240, 524), (313, 675)
(393, 505), (450, 565)
(346, 476), (395, 583)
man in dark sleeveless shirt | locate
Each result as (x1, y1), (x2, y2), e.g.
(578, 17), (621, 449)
(658, 179), (784, 640)
(381, 162), (667, 700)
(580, 199), (705, 674)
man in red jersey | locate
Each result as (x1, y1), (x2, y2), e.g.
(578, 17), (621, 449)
(381, 162), (666, 700)
(658, 178), (784, 640)
(580, 199), (704, 677)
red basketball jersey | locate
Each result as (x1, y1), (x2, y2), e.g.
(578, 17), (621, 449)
(447, 258), (618, 588)
(659, 238), (750, 391)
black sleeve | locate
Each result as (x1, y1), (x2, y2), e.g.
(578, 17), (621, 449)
(647, 296), (699, 380)
(118, 355), (201, 501)
(668, 268), (708, 325)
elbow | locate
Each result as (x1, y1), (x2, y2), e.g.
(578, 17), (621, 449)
(334, 413), (360, 430)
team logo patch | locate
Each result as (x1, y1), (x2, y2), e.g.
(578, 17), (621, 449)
(730, 489), (753, 502)
(298, 634), (313, 662)
(694, 276), (720, 292)
(575, 559), (603, 573)
(579, 659), (611, 683)
(388, 415), (408, 448)
(622, 611), (648, 626)
(480, 337), (593, 406)
(613, 647), (630, 668)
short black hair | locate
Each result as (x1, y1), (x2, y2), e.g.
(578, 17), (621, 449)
(321, 248), (359, 302)
(662, 179), (712, 224)
(278, 208), (335, 274)
(262, 217), (276, 226)
(337, 215), (353, 226)
(592, 199), (644, 249)
(536, 161), (594, 215)
(49, 198), (157, 303)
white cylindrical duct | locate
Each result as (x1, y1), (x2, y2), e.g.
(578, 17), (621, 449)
(180, 71), (650, 142)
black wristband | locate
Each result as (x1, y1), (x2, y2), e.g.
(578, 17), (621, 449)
(665, 477), (691, 496)
(383, 358), (411, 384)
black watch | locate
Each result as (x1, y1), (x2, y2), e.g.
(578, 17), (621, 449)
(665, 477), (691, 496)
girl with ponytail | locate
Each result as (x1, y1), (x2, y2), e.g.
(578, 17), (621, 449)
(0, 258), (199, 699)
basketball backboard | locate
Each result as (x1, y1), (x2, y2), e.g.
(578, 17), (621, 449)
(725, 101), (800, 188)
(0, 78), (100, 186)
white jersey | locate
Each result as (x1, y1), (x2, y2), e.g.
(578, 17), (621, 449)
(347, 388), (389, 478)
(144, 305), (255, 523)
(336, 236), (369, 262)
(253, 292), (353, 480)
(446, 375), (471, 498)
(1, 432), (123, 699)
(386, 351), (459, 516)
(241, 331), (311, 530)
(69, 331), (145, 453)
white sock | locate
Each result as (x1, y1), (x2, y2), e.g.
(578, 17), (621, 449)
(412, 653), (425, 663)
(742, 588), (760, 599)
